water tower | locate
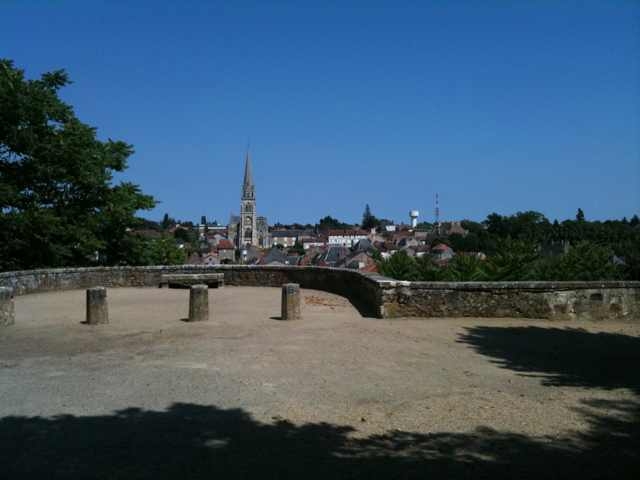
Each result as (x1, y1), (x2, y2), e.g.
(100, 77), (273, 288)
(409, 210), (420, 228)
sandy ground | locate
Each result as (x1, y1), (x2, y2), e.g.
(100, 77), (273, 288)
(1, 287), (639, 479)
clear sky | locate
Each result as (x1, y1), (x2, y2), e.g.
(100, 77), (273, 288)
(2, 0), (638, 225)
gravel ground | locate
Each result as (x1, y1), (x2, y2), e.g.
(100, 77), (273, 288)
(1, 287), (638, 479)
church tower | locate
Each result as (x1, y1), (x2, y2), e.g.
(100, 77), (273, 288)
(239, 151), (258, 247)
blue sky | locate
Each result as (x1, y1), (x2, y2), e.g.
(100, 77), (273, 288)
(2, 1), (638, 224)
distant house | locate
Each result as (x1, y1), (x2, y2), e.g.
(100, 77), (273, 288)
(337, 251), (378, 273)
(374, 240), (398, 259)
(217, 239), (235, 263)
(352, 238), (374, 253)
(302, 239), (325, 250)
(208, 233), (227, 246)
(327, 229), (368, 247)
(316, 246), (350, 267)
(202, 252), (218, 265)
(413, 230), (429, 242)
(442, 221), (468, 237)
(270, 230), (298, 248)
(259, 247), (300, 266)
(240, 245), (261, 264)
(299, 247), (323, 266)
(397, 237), (420, 249)
(431, 243), (455, 264)
(369, 232), (386, 244)
(259, 247), (288, 265)
(185, 251), (219, 265)
(270, 229), (318, 248)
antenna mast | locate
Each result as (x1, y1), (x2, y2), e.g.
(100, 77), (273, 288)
(435, 193), (440, 235)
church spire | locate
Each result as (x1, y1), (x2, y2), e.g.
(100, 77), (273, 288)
(243, 150), (253, 190)
(242, 149), (255, 200)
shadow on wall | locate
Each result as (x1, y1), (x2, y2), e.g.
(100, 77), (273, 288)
(457, 326), (640, 393)
(2, 399), (638, 479)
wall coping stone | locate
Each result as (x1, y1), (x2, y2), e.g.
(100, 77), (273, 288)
(378, 280), (640, 291)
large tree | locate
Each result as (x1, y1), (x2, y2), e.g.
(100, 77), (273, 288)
(361, 203), (380, 230)
(0, 59), (155, 269)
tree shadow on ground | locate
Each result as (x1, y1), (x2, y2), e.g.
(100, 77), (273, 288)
(3, 399), (638, 479)
(458, 326), (640, 393)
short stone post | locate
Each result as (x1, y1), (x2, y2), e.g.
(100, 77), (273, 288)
(281, 283), (302, 320)
(0, 287), (15, 327)
(188, 284), (209, 322)
(86, 287), (108, 325)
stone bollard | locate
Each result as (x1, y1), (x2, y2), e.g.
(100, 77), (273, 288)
(188, 284), (209, 322)
(0, 287), (15, 327)
(281, 283), (302, 320)
(86, 287), (108, 325)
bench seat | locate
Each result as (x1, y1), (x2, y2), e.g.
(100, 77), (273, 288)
(159, 273), (225, 289)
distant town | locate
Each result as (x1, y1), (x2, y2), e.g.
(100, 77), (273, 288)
(138, 151), (465, 273)
(131, 152), (639, 282)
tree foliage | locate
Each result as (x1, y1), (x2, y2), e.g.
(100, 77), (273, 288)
(361, 204), (380, 230)
(161, 213), (176, 230)
(527, 242), (621, 281)
(377, 250), (419, 280)
(482, 239), (539, 281)
(0, 59), (155, 269)
(142, 236), (186, 265)
(377, 239), (630, 282)
(318, 215), (351, 230)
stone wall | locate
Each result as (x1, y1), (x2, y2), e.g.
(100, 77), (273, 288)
(0, 266), (638, 320)
(378, 280), (640, 321)
(0, 265), (384, 318)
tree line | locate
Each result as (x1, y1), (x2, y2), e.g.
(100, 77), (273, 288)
(378, 210), (640, 281)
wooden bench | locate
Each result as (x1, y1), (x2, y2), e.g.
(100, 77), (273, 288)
(159, 273), (225, 289)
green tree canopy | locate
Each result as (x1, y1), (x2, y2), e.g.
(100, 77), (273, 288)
(377, 250), (419, 280)
(361, 204), (380, 230)
(161, 213), (176, 230)
(0, 59), (155, 269)
(318, 215), (351, 230)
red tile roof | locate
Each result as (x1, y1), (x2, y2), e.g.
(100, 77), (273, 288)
(217, 239), (235, 250)
(431, 243), (453, 253)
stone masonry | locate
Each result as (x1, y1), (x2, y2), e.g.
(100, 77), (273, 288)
(0, 287), (15, 327)
(86, 287), (108, 325)
(281, 283), (302, 320)
(0, 266), (639, 321)
(188, 284), (209, 322)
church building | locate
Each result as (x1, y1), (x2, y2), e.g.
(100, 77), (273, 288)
(228, 152), (269, 249)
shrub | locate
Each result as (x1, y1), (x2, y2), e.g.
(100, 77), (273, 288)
(377, 251), (419, 280)
(442, 255), (487, 281)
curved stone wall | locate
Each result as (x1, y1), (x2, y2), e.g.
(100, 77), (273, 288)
(0, 266), (638, 320)
(378, 279), (640, 321)
(0, 265), (385, 318)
